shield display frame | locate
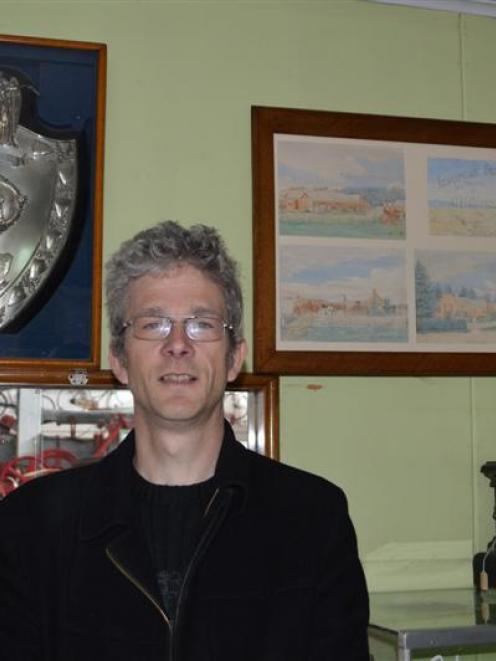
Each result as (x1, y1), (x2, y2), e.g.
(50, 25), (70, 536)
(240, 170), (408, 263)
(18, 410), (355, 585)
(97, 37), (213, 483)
(0, 35), (106, 384)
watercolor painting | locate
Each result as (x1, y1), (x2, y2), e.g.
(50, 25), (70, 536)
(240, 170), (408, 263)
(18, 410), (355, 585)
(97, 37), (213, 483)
(279, 244), (408, 344)
(428, 158), (496, 237)
(415, 250), (496, 344)
(277, 137), (406, 240)
(253, 106), (496, 373)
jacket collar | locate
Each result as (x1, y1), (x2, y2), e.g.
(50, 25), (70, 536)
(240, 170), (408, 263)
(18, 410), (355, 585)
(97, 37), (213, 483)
(213, 419), (250, 513)
(79, 420), (250, 541)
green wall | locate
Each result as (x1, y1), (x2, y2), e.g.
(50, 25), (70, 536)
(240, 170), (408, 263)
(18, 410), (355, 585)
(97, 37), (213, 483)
(3, 0), (496, 595)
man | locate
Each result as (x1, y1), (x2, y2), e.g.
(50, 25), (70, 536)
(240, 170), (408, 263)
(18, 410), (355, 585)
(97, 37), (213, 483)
(0, 221), (369, 660)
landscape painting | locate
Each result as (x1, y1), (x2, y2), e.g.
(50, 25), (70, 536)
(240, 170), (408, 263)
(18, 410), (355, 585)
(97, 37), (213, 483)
(428, 158), (496, 237)
(253, 106), (496, 374)
(279, 244), (408, 345)
(415, 250), (496, 345)
(276, 136), (406, 240)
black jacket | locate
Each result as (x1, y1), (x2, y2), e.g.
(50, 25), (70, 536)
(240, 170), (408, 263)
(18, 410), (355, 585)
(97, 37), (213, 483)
(0, 422), (369, 660)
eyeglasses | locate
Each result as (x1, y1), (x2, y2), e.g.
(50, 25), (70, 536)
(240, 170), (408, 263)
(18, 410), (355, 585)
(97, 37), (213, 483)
(121, 314), (233, 343)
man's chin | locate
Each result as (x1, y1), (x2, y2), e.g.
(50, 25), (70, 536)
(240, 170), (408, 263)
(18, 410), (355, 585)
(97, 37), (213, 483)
(153, 401), (224, 429)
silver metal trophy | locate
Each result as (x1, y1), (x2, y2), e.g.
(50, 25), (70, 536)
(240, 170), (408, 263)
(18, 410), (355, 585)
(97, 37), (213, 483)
(0, 71), (78, 330)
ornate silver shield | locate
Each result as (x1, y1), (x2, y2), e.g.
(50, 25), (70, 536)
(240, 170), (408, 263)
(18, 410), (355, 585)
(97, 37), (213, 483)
(0, 71), (78, 331)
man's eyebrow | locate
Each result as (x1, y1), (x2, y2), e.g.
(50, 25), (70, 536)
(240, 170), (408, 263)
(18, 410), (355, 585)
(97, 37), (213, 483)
(132, 306), (223, 317)
(133, 306), (165, 316)
(190, 306), (224, 316)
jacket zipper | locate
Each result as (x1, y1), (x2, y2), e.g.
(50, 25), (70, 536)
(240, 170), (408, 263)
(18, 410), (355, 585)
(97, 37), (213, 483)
(171, 487), (232, 661)
(106, 486), (230, 661)
(204, 487), (220, 517)
(105, 546), (172, 629)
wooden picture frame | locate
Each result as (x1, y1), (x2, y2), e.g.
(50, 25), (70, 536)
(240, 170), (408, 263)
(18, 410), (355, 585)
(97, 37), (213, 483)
(0, 35), (106, 382)
(0, 372), (279, 497)
(229, 372), (279, 459)
(252, 105), (496, 375)
(0, 371), (279, 462)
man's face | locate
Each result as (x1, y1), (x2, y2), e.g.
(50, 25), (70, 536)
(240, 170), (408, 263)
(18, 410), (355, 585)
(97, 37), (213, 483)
(109, 264), (246, 432)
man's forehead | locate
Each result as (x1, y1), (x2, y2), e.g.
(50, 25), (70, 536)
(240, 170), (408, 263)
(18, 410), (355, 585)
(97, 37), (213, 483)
(125, 264), (227, 314)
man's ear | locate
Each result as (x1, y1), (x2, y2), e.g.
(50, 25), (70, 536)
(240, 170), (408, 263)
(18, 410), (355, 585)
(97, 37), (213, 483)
(109, 347), (129, 385)
(227, 339), (247, 383)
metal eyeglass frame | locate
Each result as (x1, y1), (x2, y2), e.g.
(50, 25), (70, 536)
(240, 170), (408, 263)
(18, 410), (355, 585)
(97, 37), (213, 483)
(120, 314), (234, 342)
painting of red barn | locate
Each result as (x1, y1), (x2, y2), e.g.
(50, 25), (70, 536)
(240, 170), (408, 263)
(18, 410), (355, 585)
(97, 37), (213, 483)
(276, 136), (406, 240)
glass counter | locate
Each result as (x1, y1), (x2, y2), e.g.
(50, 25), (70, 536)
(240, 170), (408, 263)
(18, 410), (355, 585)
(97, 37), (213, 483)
(369, 589), (496, 660)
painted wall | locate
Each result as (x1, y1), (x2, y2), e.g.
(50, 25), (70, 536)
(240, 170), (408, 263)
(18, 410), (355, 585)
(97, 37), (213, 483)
(2, 0), (496, 596)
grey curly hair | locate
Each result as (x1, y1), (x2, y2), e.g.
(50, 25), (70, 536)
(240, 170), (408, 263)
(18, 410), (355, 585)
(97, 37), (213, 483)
(105, 221), (244, 360)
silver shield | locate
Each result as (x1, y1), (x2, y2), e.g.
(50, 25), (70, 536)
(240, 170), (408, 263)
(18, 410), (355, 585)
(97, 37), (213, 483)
(0, 71), (78, 330)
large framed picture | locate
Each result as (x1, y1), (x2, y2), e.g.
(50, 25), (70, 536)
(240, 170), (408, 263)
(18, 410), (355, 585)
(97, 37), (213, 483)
(252, 105), (496, 375)
(0, 35), (106, 382)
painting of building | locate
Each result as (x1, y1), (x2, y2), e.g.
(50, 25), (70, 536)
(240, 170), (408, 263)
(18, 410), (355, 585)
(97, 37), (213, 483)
(279, 244), (408, 345)
(276, 136), (406, 239)
(415, 250), (496, 344)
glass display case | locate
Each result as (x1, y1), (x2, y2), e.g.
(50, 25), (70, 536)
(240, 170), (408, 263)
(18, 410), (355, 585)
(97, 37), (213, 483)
(369, 589), (496, 660)
(0, 372), (278, 498)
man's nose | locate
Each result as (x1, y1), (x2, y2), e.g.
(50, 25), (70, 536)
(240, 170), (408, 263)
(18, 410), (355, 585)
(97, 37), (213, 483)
(160, 320), (193, 355)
